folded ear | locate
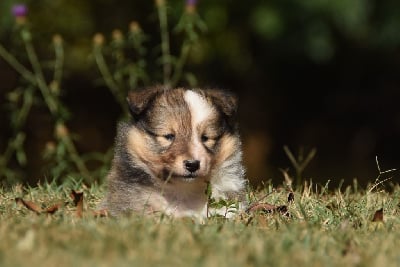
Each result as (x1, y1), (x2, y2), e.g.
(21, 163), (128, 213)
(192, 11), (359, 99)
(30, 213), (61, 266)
(204, 89), (238, 117)
(127, 86), (165, 120)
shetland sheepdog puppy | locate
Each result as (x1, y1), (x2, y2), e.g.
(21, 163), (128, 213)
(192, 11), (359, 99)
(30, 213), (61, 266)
(103, 86), (246, 218)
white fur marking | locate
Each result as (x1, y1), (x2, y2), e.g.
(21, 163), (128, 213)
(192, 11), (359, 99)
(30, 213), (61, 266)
(184, 90), (214, 158)
(184, 90), (214, 126)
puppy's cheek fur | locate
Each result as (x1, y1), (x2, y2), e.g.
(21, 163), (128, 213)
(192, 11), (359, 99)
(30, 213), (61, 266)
(214, 134), (238, 165)
(127, 128), (165, 175)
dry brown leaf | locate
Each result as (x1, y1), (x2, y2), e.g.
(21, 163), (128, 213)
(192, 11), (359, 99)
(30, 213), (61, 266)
(70, 190), (83, 206)
(71, 190), (83, 218)
(246, 203), (277, 213)
(70, 190), (84, 218)
(15, 189), (91, 218)
(16, 198), (62, 215)
(44, 203), (61, 214)
(372, 208), (383, 222)
(15, 198), (42, 214)
(246, 202), (291, 217)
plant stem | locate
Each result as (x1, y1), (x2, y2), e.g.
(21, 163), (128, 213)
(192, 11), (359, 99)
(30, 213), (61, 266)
(14, 87), (34, 129)
(63, 135), (91, 180)
(93, 46), (127, 112)
(0, 87), (34, 173)
(1, 132), (26, 168)
(170, 41), (191, 87)
(283, 146), (316, 188)
(0, 43), (37, 84)
(22, 30), (58, 115)
(156, 0), (172, 86)
(53, 40), (64, 85)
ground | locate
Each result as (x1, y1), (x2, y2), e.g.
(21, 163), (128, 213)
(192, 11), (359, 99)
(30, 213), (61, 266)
(1, 179), (400, 267)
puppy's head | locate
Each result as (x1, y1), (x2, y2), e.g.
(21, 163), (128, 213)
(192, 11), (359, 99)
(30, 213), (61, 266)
(126, 86), (239, 182)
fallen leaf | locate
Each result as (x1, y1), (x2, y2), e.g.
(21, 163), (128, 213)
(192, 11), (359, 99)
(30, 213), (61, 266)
(246, 202), (291, 217)
(44, 203), (61, 214)
(70, 190), (83, 206)
(15, 198), (42, 214)
(70, 190), (84, 218)
(372, 208), (383, 222)
(246, 203), (277, 213)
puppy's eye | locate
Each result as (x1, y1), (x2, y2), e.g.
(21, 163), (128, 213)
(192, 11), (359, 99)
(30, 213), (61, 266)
(163, 134), (175, 141)
(201, 135), (209, 143)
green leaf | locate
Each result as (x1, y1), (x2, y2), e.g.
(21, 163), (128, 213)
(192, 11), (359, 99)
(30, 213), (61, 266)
(184, 72), (197, 86)
(16, 150), (27, 166)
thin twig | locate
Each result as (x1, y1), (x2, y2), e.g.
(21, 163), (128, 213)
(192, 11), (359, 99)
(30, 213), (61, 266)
(375, 156), (396, 175)
(368, 176), (393, 193)
(283, 146), (299, 170)
(299, 148), (316, 171)
(283, 146), (316, 187)
(369, 156), (397, 193)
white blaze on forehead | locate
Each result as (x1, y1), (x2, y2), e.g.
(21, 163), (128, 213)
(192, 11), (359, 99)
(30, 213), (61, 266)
(184, 90), (214, 126)
(184, 90), (214, 161)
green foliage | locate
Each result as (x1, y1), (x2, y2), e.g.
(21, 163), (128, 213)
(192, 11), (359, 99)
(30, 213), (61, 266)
(0, 1), (205, 185)
(250, 5), (283, 40)
(92, 0), (206, 105)
(0, 22), (91, 184)
(1, 1), (400, 185)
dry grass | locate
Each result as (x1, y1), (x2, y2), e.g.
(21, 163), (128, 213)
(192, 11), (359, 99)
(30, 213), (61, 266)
(1, 179), (400, 267)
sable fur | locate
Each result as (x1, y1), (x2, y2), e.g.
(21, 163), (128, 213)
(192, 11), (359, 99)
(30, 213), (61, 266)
(103, 86), (246, 218)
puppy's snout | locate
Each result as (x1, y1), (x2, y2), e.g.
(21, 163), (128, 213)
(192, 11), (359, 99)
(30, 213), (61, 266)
(184, 160), (200, 173)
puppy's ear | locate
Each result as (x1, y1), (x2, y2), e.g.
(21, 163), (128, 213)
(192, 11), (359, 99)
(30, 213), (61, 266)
(204, 89), (238, 117)
(127, 86), (165, 120)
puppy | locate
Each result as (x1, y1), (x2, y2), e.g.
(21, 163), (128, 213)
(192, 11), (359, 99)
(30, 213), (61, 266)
(103, 86), (246, 218)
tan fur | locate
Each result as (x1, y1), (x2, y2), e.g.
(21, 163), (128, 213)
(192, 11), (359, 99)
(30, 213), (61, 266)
(103, 87), (246, 218)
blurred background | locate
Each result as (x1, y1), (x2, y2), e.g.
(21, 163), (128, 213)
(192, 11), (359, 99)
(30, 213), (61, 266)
(1, 0), (399, 186)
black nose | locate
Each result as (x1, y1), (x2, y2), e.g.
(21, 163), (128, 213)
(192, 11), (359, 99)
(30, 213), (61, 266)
(184, 160), (200, 173)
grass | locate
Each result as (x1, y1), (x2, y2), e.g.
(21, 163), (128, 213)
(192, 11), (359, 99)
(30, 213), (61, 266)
(1, 179), (400, 267)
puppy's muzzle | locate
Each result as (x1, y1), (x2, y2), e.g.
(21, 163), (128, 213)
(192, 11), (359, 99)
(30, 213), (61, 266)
(183, 160), (200, 173)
